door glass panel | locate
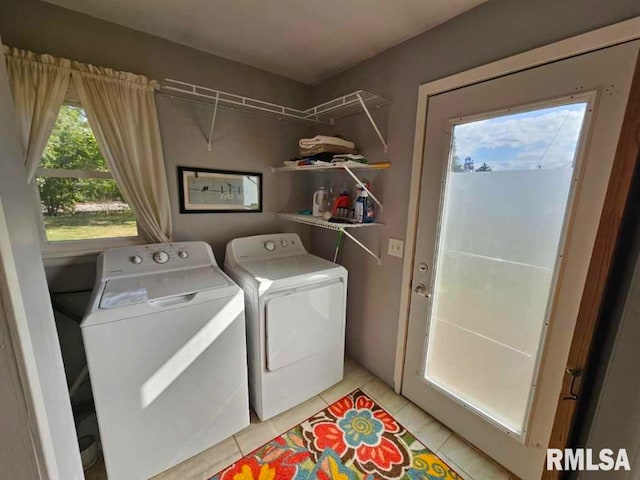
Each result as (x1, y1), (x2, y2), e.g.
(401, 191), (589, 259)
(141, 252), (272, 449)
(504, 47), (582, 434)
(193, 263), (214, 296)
(424, 101), (589, 435)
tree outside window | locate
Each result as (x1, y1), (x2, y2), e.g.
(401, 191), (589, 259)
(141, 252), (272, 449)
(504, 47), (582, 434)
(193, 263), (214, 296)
(36, 105), (139, 242)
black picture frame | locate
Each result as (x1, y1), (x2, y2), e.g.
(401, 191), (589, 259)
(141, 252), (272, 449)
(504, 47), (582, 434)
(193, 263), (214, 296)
(177, 166), (263, 214)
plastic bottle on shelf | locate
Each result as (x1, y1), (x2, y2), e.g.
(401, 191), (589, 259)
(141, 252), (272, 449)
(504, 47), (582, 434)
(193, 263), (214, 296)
(364, 189), (375, 223)
(354, 188), (374, 224)
(312, 187), (328, 217)
(353, 186), (363, 223)
(332, 191), (351, 218)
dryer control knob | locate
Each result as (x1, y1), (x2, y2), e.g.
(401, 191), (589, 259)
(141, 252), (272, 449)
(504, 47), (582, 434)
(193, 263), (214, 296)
(130, 255), (143, 265)
(264, 240), (276, 252)
(153, 251), (170, 264)
(280, 240), (288, 248)
(177, 250), (188, 259)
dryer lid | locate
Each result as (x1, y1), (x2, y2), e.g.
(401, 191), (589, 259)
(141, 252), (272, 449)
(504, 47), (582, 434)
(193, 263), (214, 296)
(238, 254), (344, 283)
(99, 266), (229, 309)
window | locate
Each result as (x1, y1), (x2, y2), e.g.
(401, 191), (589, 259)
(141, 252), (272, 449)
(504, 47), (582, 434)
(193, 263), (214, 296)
(36, 104), (143, 255)
(424, 101), (589, 434)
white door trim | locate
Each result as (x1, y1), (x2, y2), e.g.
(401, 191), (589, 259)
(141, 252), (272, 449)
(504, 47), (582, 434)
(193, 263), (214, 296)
(0, 196), (49, 479)
(395, 15), (640, 392)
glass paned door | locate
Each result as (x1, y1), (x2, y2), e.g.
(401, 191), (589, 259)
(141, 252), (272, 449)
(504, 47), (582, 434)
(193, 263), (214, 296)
(402, 41), (639, 479)
(424, 102), (588, 435)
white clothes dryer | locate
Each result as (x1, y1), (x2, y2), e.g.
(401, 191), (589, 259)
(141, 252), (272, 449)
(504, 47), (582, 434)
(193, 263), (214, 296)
(224, 233), (347, 421)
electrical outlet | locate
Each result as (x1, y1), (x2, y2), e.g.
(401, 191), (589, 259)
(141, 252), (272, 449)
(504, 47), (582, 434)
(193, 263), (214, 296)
(388, 238), (404, 258)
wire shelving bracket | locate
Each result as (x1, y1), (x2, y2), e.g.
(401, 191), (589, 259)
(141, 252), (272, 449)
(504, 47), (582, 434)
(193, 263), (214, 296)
(207, 93), (219, 151)
(356, 92), (388, 153)
(343, 165), (383, 211)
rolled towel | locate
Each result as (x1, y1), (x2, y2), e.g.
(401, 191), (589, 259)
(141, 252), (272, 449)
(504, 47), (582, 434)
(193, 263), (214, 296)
(299, 135), (355, 150)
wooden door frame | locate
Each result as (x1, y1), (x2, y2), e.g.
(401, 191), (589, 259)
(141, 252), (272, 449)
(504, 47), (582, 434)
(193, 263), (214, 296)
(542, 40), (640, 480)
(396, 15), (640, 478)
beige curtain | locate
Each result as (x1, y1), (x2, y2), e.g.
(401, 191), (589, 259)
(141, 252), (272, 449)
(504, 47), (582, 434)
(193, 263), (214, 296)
(2, 46), (70, 182)
(70, 64), (172, 243)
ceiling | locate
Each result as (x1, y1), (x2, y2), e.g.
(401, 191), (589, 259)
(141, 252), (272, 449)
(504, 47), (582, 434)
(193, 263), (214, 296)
(44, 0), (487, 84)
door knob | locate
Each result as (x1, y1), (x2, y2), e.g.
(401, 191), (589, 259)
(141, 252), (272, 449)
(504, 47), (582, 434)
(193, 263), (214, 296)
(414, 284), (430, 298)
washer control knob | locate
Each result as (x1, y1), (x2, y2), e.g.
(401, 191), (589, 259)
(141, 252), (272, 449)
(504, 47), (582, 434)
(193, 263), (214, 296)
(130, 255), (143, 265)
(280, 239), (288, 248)
(177, 250), (188, 259)
(264, 240), (276, 252)
(153, 251), (170, 264)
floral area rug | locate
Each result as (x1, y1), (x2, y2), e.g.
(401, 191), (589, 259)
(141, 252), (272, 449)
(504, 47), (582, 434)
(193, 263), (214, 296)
(209, 389), (461, 480)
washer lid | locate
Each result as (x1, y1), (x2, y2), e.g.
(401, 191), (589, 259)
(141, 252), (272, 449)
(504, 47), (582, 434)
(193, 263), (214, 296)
(99, 266), (229, 309)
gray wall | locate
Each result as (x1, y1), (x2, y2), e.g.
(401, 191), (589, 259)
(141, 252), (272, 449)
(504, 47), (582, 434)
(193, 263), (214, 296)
(158, 96), (310, 262)
(310, 0), (640, 385)
(0, 0), (313, 292)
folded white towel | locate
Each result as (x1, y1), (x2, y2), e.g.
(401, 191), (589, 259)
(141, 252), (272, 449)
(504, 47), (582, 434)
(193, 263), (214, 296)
(299, 135), (355, 150)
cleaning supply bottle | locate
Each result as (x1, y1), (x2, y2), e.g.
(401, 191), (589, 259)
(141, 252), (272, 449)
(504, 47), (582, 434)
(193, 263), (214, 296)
(364, 189), (375, 223)
(353, 186), (374, 224)
(353, 187), (364, 223)
(312, 187), (328, 217)
(354, 189), (374, 223)
(332, 191), (351, 218)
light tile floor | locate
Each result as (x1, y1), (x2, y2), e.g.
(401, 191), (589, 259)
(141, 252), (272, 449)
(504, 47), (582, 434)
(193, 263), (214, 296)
(89, 358), (513, 480)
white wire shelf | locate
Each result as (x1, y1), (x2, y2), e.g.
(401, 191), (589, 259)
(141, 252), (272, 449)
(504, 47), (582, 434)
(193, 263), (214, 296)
(304, 91), (391, 123)
(271, 161), (391, 173)
(162, 79), (324, 124)
(162, 79), (390, 125)
(278, 213), (383, 265)
(160, 79), (391, 151)
(278, 213), (382, 230)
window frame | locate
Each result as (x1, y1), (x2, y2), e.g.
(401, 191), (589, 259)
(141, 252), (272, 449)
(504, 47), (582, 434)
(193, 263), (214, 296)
(35, 100), (145, 259)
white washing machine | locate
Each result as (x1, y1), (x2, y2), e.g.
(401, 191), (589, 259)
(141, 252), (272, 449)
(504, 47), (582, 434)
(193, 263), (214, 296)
(81, 242), (249, 480)
(224, 233), (347, 421)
